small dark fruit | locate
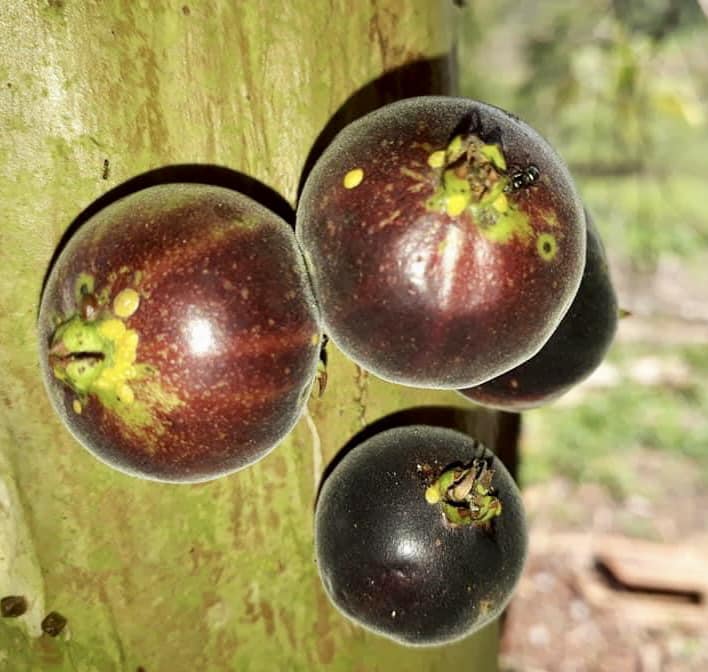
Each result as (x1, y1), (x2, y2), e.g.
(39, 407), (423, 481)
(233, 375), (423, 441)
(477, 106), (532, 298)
(314, 425), (527, 646)
(297, 96), (586, 388)
(38, 184), (321, 482)
(459, 210), (618, 410)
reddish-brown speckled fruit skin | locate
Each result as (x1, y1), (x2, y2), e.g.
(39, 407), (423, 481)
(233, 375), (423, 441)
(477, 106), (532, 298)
(38, 184), (321, 482)
(459, 210), (618, 410)
(297, 96), (586, 389)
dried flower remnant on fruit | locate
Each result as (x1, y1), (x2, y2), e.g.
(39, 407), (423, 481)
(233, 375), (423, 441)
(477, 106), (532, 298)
(425, 458), (502, 527)
(1, 595), (28, 618)
(425, 133), (509, 217)
(424, 132), (556, 256)
(426, 134), (533, 243)
(41, 611), (68, 637)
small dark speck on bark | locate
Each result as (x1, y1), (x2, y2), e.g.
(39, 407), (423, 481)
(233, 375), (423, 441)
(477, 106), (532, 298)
(1, 595), (28, 618)
(41, 611), (68, 637)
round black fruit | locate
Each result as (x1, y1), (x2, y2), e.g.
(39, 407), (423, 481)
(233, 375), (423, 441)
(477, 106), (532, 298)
(314, 425), (527, 646)
(459, 209), (618, 410)
(297, 96), (586, 388)
(38, 183), (322, 482)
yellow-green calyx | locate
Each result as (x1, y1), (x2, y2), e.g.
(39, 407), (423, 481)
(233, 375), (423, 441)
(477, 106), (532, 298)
(425, 134), (534, 245)
(425, 459), (502, 527)
(49, 276), (184, 439)
(49, 315), (146, 408)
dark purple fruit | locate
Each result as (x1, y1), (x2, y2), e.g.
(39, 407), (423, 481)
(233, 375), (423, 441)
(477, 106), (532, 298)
(314, 425), (527, 646)
(297, 96), (585, 389)
(459, 210), (618, 410)
(38, 184), (322, 482)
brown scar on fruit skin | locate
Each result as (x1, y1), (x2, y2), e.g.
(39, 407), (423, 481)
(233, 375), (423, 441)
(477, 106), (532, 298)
(378, 208), (402, 229)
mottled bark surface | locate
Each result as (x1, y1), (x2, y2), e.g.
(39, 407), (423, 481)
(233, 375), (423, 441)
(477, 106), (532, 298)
(0, 2), (501, 669)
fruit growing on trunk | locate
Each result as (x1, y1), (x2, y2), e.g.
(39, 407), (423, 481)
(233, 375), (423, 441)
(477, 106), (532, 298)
(296, 96), (586, 389)
(459, 210), (618, 410)
(38, 183), (321, 482)
(314, 425), (527, 646)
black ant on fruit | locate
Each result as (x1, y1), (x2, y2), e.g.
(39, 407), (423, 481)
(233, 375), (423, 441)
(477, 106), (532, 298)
(506, 164), (540, 192)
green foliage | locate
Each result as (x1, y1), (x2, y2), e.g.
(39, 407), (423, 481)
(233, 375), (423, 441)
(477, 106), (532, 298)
(459, 0), (708, 270)
(580, 174), (708, 268)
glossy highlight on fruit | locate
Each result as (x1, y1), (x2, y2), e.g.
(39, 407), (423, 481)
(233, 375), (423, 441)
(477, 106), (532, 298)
(297, 96), (586, 389)
(459, 210), (618, 410)
(314, 425), (527, 646)
(38, 183), (322, 482)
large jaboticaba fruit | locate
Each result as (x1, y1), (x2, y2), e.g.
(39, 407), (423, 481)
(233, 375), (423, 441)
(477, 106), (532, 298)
(38, 183), (322, 483)
(296, 96), (586, 389)
(314, 425), (527, 646)
(459, 209), (618, 410)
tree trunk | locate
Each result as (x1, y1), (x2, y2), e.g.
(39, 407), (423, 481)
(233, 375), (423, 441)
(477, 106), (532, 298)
(0, 2), (504, 669)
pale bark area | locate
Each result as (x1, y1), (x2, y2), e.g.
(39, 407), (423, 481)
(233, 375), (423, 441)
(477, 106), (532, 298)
(0, 2), (502, 669)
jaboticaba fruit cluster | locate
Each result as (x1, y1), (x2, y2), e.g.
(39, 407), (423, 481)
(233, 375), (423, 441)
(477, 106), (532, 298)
(38, 96), (618, 646)
(38, 184), (322, 483)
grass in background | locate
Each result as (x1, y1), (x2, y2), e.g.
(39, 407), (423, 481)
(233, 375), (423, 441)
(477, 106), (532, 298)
(520, 341), (708, 497)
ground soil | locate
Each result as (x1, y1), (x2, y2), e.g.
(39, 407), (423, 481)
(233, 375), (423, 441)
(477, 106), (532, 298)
(500, 453), (708, 672)
(498, 256), (708, 671)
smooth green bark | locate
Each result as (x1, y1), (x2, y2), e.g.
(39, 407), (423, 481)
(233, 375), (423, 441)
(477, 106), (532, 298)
(0, 2), (500, 669)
